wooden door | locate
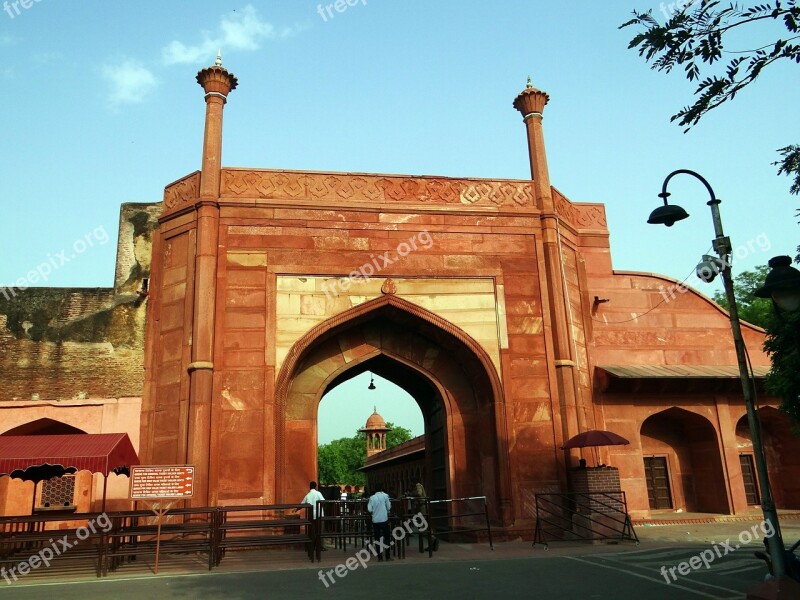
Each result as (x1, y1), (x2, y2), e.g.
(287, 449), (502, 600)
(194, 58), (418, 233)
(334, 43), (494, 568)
(644, 456), (673, 510)
(739, 454), (760, 505)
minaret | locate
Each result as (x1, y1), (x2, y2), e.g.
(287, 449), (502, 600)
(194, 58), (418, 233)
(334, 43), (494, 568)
(361, 407), (390, 458)
(512, 77), (552, 211)
(186, 53), (237, 505)
(513, 78), (585, 471)
(196, 51), (238, 200)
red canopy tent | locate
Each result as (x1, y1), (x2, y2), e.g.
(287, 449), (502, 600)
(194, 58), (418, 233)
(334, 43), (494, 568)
(0, 433), (139, 511)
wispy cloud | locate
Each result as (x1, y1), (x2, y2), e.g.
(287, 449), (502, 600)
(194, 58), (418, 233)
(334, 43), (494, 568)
(0, 34), (16, 46)
(102, 59), (157, 106)
(162, 5), (298, 66)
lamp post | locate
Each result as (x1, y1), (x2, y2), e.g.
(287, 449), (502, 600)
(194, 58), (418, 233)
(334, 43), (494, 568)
(755, 255), (800, 314)
(648, 169), (787, 578)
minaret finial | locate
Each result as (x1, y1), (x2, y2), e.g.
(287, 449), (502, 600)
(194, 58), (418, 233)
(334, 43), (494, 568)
(526, 75), (533, 89)
(215, 50), (222, 67)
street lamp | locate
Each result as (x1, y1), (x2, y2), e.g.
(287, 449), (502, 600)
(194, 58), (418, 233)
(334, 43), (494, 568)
(755, 255), (800, 314)
(648, 169), (787, 579)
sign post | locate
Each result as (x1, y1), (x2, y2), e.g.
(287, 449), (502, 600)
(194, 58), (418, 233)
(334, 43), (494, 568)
(129, 465), (195, 575)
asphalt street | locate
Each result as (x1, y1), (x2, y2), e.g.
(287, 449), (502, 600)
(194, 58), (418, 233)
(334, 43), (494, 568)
(0, 545), (769, 599)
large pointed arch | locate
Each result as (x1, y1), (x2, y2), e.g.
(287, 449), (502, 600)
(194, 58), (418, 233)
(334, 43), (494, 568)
(275, 293), (504, 401)
(273, 293), (512, 522)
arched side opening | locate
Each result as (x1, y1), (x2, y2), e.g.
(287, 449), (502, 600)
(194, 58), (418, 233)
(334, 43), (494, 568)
(736, 408), (800, 509)
(2, 418), (86, 436)
(0, 419), (91, 516)
(274, 294), (510, 523)
(640, 407), (729, 514)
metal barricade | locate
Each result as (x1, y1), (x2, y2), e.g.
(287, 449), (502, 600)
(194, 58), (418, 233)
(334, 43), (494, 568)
(532, 491), (639, 549)
(315, 499), (407, 561)
(424, 495), (494, 555)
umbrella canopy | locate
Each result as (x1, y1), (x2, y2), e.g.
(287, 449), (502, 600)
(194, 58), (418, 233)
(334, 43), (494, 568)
(10, 464), (77, 482)
(0, 433), (139, 481)
(561, 429), (630, 449)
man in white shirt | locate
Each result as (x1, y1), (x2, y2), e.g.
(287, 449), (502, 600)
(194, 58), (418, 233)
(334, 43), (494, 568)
(300, 481), (326, 519)
(367, 484), (392, 561)
(299, 481), (327, 553)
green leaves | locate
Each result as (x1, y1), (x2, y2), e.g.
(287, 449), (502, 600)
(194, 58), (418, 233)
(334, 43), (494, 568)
(621, 1), (800, 194)
(712, 265), (774, 328)
(763, 308), (800, 425)
(317, 422), (413, 486)
(776, 145), (800, 195)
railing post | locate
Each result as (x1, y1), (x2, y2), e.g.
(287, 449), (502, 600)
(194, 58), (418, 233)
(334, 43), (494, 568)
(483, 497), (494, 550)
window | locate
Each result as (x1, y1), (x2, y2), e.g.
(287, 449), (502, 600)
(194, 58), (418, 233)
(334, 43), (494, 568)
(39, 475), (76, 508)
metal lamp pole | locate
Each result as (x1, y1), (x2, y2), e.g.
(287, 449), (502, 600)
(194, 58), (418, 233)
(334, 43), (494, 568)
(648, 169), (786, 577)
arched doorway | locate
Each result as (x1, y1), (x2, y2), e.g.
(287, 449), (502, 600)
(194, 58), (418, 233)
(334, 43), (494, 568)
(0, 419), (89, 515)
(640, 408), (728, 514)
(736, 408), (800, 509)
(274, 294), (511, 521)
(2, 418), (86, 436)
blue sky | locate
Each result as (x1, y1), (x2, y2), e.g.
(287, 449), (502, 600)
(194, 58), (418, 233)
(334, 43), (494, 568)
(2, 2), (797, 442)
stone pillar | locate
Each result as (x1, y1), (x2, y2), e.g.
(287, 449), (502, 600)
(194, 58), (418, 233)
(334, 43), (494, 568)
(187, 55), (237, 505)
(514, 79), (585, 474)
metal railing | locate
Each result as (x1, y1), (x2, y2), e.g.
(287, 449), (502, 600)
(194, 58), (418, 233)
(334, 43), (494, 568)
(314, 499), (408, 561)
(426, 496), (493, 551)
(532, 491), (639, 549)
(0, 496), (496, 576)
(0, 503), (314, 576)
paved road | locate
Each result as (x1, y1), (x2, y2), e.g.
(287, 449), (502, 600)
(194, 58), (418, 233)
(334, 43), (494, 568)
(0, 546), (768, 599)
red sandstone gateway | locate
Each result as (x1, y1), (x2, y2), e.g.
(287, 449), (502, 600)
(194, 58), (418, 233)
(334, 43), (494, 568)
(1, 57), (795, 527)
(134, 59), (799, 533)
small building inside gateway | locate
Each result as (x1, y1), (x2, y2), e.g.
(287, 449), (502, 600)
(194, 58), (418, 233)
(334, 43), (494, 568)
(1, 59), (797, 531)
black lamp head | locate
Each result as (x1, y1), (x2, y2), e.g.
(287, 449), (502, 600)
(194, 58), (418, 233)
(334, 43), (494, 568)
(648, 193), (690, 227)
(755, 255), (800, 313)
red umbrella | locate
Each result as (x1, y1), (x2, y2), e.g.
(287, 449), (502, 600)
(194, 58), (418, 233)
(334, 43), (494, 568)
(562, 430), (630, 466)
(561, 430), (630, 449)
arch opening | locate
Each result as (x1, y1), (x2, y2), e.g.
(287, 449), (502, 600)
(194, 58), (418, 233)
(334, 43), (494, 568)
(2, 419), (86, 436)
(640, 407), (728, 513)
(275, 296), (510, 521)
(736, 408), (800, 509)
(317, 371), (424, 490)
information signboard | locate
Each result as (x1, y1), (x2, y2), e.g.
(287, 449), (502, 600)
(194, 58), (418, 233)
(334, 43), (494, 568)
(130, 465), (195, 499)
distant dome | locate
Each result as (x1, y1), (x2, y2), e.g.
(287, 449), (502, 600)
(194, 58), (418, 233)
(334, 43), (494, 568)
(364, 408), (387, 430)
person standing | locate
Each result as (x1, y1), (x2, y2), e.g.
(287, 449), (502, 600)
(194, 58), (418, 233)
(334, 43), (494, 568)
(300, 481), (326, 519)
(300, 481), (326, 551)
(413, 481), (438, 552)
(367, 483), (392, 561)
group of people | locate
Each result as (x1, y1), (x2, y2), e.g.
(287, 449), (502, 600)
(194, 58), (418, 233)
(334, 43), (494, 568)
(300, 480), (438, 560)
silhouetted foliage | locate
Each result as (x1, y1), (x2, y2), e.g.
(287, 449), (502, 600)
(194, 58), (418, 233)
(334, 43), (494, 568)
(764, 308), (800, 426)
(621, 2), (800, 200)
